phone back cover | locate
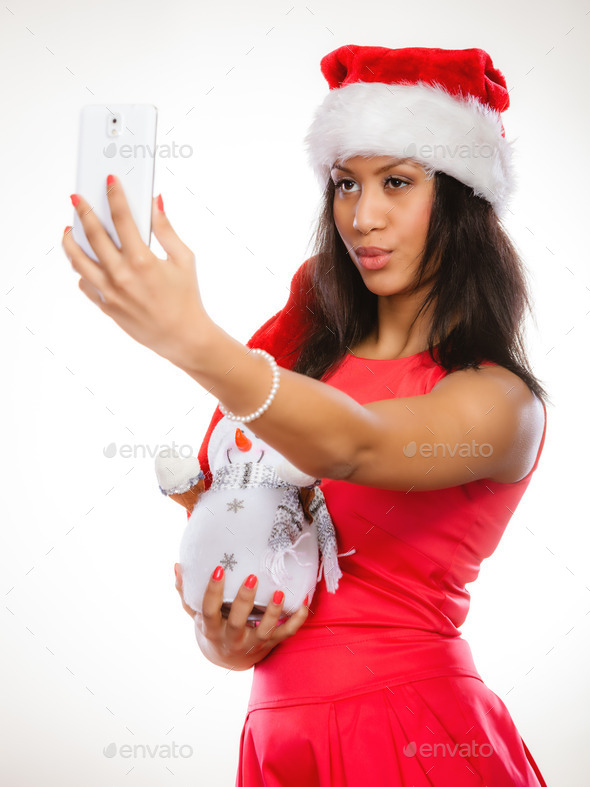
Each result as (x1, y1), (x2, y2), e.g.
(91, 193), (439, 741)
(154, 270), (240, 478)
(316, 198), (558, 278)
(73, 104), (157, 262)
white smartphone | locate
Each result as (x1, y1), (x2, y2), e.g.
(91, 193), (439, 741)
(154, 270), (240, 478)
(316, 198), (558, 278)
(72, 104), (158, 262)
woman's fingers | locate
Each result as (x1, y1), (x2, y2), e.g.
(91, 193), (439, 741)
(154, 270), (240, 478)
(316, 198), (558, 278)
(78, 276), (106, 307)
(199, 565), (226, 636)
(63, 180), (211, 370)
(271, 595), (310, 642)
(150, 196), (194, 263)
(105, 175), (145, 257)
(178, 562), (311, 659)
(63, 224), (111, 302)
(253, 590), (289, 642)
(225, 575), (261, 641)
(68, 192), (123, 272)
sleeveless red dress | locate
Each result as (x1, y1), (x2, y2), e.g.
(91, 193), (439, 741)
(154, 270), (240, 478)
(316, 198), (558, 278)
(195, 260), (549, 786)
(233, 347), (548, 786)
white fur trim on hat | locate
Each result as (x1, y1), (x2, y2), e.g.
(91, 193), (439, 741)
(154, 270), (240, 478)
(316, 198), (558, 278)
(304, 80), (516, 217)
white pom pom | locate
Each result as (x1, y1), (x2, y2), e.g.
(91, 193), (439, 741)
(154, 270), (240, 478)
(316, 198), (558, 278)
(155, 449), (202, 495)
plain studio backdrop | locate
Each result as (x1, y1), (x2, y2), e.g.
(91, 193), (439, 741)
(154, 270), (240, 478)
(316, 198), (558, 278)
(1, 1), (588, 785)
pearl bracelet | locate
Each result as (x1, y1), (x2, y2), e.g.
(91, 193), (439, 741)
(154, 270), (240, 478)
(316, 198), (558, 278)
(218, 348), (281, 424)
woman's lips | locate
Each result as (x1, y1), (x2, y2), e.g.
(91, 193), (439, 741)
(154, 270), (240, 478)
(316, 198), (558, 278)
(357, 251), (392, 270)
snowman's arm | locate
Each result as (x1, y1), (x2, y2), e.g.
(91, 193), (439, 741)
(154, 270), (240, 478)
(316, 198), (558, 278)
(167, 482), (205, 513)
(155, 450), (205, 513)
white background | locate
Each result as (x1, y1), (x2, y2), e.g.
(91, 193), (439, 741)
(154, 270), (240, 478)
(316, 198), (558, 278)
(1, 0), (588, 784)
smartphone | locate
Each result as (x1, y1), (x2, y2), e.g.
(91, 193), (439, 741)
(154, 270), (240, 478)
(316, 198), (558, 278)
(72, 104), (158, 262)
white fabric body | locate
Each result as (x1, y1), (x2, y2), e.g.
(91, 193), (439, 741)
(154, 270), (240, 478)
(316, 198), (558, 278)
(179, 485), (319, 616)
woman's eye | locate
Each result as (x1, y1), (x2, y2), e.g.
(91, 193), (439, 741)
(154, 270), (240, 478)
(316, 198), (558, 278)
(334, 178), (356, 192)
(333, 176), (408, 192)
(385, 177), (408, 189)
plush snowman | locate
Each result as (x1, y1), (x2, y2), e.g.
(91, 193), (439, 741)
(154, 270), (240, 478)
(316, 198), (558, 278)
(155, 417), (350, 623)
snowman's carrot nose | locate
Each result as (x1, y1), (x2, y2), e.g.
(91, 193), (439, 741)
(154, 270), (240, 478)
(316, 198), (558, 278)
(235, 428), (252, 452)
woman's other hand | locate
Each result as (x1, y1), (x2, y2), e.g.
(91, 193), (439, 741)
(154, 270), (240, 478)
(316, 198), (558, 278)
(174, 564), (310, 671)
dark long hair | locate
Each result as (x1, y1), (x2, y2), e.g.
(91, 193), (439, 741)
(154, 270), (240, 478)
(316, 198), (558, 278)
(290, 171), (551, 407)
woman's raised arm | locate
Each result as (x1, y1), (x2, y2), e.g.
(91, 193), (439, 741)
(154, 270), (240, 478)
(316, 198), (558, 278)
(176, 322), (545, 492)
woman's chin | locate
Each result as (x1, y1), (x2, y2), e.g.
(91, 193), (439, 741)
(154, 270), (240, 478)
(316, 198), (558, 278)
(358, 269), (405, 296)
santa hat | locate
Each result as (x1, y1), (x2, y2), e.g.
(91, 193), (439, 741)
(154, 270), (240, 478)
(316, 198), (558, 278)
(304, 45), (515, 217)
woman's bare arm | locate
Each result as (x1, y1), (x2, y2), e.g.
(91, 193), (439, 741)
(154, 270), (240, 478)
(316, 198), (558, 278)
(176, 321), (544, 492)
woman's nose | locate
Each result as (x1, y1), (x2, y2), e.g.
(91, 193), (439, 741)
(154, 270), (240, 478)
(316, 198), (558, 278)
(352, 188), (388, 234)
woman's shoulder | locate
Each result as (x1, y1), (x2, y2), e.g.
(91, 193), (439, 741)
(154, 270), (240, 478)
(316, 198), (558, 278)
(431, 362), (546, 484)
(433, 359), (526, 387)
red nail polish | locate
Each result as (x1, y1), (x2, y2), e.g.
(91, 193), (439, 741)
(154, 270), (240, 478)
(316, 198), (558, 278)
(212, 565), (224, 581)
(174, 564), (178, 578)
(107, 174), (115, 186)
(157, 194), (164, 212)
(245, 574), (257, 589)
(70, 194), (79, 207)
(63, 226), (71, 235)
(273, 590), (284, 605)
(303, 595), (309, 606)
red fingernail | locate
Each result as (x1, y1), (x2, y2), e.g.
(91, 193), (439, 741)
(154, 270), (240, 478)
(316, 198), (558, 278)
(157, 194), (164, 212)
(107, 174), (115, 186)
(273, 590), (284, 605)
(245, 574), (257, 589)
(70, 194), (79, 207)
(174, 564), (178, 578)
(303, 595), (309, 606)
(63, 226), (71, 235)
(212, 565), (224, 581)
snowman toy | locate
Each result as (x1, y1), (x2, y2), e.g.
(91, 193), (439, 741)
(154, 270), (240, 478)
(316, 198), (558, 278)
(155, 416), (352, 624)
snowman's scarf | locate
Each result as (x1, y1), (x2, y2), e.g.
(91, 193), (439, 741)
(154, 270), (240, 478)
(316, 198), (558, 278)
(210, 461), (355, 593)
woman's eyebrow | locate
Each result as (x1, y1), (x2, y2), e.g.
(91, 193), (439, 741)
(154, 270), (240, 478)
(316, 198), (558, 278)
(331, 158), (416, 175)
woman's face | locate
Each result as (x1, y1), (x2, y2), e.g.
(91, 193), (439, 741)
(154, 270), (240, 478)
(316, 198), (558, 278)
(331, 155), (435, 296)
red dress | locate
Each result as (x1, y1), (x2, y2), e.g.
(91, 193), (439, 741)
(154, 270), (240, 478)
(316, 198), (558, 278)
(234, 346), (548, 786)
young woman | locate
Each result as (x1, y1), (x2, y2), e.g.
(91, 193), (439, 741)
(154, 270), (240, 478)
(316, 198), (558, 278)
(63, 44), (549, 786)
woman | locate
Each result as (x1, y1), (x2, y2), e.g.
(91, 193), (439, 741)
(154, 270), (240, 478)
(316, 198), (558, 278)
(63, 44), (549, 785)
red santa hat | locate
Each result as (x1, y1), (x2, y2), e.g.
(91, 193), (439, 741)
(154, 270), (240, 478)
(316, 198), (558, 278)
(304, 45), (515, 217)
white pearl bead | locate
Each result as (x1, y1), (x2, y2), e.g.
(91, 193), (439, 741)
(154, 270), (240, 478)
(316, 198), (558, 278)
(218, 348), (280, 425)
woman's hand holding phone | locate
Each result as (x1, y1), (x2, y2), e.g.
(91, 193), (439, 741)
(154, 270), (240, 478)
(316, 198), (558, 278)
(62, 176), (213, 370)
